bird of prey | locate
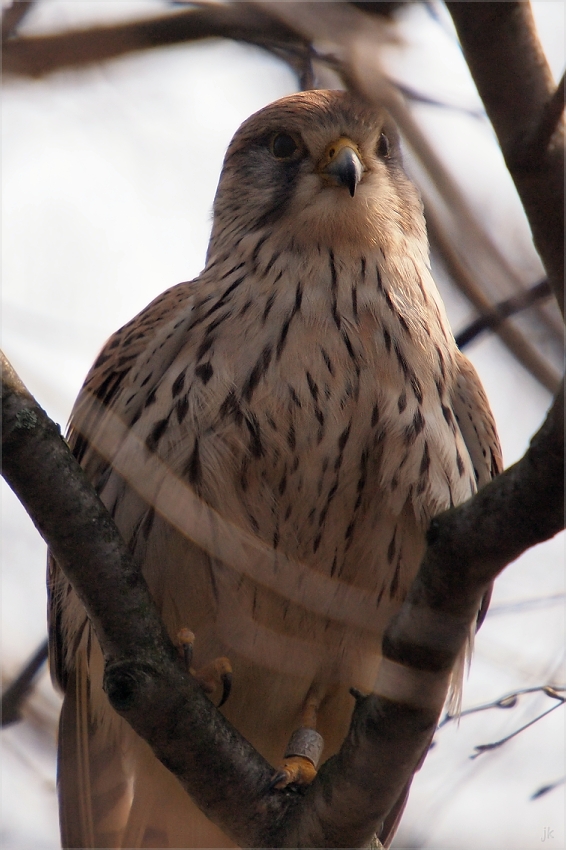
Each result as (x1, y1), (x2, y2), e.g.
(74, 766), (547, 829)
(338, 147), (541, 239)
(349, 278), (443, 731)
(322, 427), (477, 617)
(48, 89), (501, 848)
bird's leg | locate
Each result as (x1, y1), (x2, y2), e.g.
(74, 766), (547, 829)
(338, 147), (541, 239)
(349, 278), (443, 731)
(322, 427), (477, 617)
(176, 628), (232, 707)
(270, 685), (325, 789)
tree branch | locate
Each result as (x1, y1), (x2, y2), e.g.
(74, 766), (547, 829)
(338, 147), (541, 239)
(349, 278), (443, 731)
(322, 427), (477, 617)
(0, 350), (448, 847)
(455, 280), (551, 350)
(1, 0), (36, 43)
(1, 2), (308, 78)
(446, 1), (565, 315)
(1, 638), (48, 727)
(1, 350), (563, 846)
(0, 352), (282, 847)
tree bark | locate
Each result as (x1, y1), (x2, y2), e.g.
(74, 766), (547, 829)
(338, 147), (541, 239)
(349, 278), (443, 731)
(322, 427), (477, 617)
(2, 364), (563, 846)
(447, 2), (565, 315)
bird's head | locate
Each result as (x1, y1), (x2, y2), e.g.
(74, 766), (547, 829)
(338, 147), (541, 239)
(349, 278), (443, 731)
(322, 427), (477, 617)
(207, 89), (426, 259)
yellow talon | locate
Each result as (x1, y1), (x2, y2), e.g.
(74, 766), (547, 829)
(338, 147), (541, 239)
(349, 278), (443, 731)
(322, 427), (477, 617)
(271, 755), (318, 789)
(175, 629), (232, 706)
(270, 726), (324, 789)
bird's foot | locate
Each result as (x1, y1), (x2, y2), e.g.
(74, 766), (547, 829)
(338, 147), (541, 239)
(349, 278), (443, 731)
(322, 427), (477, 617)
(176, 628), (232, 707)
(270, 755), (318, 789)
(269, 727), (324, 790)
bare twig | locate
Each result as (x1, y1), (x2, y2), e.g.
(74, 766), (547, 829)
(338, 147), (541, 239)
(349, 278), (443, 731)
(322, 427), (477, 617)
(531, 775), (565, 800)
(348, 2), (405, 17)
(526, 70), (566, 156)
(425, 201), (561, 390)
(1, 638), (48, 727)
(455, 279), (552, 349)
(394, 81), (486, 118)
(486, 591), (565, 616)
(435, 686), (566, 787)
(1, 0), (36, 43)
(438, 685), (566, 729)
(471, 700), (565, 759)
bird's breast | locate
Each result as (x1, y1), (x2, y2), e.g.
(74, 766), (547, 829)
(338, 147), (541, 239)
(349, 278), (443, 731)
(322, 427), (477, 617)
(113, 246), (478, 689)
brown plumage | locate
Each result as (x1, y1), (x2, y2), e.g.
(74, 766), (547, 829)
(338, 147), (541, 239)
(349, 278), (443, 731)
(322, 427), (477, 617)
(48, 90), (502, 848)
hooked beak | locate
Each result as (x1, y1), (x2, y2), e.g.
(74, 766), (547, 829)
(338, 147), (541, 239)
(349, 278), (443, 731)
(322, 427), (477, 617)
(318, 137), (364, 197)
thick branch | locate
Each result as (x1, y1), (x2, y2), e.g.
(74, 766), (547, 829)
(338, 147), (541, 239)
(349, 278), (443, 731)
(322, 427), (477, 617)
(0, 352), (280, 846)
(278, 378), (565, 845)
(2, 342), (564, 846)
(2, 3), (307, 77)
(0, 352), (437, 846)
(447, 2), (565, 315)
(393, 382), (564, 645)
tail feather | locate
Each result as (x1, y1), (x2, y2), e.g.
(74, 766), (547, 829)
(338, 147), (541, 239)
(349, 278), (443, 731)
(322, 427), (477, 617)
(58, 658), (131, 848)
(58, 658), (237, 848)
(122, 734), (238, 848)
(58, 665), (95, 848)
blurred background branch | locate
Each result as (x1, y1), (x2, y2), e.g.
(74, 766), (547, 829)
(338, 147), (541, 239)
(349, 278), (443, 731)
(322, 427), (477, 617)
(2, 1), (563, 389)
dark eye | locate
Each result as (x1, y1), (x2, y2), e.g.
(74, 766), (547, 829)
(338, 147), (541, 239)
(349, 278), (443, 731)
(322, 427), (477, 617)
(271, 133), (299, 160)
(377, 133), (390, 159)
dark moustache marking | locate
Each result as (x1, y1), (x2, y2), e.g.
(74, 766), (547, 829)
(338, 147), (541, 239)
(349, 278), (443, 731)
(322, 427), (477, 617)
(251, 152), (304, 230)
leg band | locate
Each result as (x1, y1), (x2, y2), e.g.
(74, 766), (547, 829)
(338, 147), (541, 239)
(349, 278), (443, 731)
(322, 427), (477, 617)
(283, 727), (324, 768)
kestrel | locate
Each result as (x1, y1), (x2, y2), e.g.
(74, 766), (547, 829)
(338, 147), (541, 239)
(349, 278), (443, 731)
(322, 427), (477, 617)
(48, 90), (501, 848)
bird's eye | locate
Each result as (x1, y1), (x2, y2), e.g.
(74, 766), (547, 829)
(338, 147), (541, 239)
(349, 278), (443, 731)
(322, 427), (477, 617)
(271, 133), (299, 160)
(377, 133), (390, 159)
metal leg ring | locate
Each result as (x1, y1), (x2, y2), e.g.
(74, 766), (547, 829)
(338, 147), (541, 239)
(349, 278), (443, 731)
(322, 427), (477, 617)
(283, 727), (324, 768)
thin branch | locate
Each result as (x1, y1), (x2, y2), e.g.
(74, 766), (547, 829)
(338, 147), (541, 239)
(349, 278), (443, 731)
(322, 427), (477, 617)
(394, 81), (486, 119)
(348, 2), (406, 17)
(531, 775), (565, 800)
(425, 208), (560, 391)
(1, 638), (48, 727)
(526, 70), (566, 156)
(438, 685), (566, 729)
(455, 279), (552, 349)
(1, 0), (36, 43)
(471, 701), (564, 759)
(486, 591), (565, 616)
(435, 686), (566, 801)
